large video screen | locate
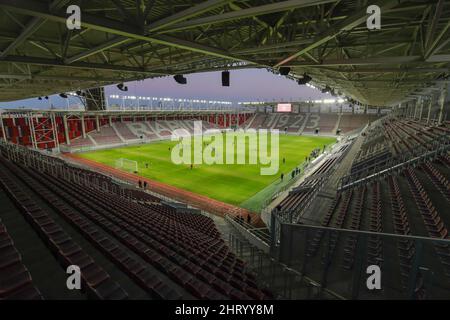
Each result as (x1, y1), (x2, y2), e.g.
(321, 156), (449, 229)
(277, 103), (292, 112)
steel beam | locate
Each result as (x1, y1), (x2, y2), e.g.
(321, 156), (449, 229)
(147, 0), (233, 32)
(0, 0), (254, 64)
(156, 0), (338, 33)
(0, 17), (47, 58)
(64, 36), (130, 64)
(275, 0), (398, 67)
(2, 55), (166, 74)
(0, 0), (73, 58)
(286, 55), (450, 67)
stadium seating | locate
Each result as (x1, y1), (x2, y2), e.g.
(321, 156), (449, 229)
(89, 126), (122, 145)
(266, 115), (450, 298)
(0, 160), (129, 300)
(0, 145), (272, 300)
(62, 120), (221, 151)
(338, 114), (376, 133)
(113, 122), (141, 140)
(276, 142), (352, 215)
(0, 110), (448, 299)
(245, 112), (380, 135)
(0, 218), (43, 300)
(302, 153), (450, 295)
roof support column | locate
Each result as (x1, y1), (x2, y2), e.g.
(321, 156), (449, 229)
(438, 83), (448, 125)
(427, 98), (433, 125)
(96, 115), (100, 132)
(413, 100), (418, 120)
(63, 115), (70, 145)
(0, 114), (6, 142)
(81, 115), (86, 138)
(418, 97), (424, 121)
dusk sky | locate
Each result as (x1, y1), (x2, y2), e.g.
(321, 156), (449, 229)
(0, 68), (329, 109)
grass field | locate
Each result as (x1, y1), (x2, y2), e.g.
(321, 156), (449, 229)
(78, 134), (335, 210)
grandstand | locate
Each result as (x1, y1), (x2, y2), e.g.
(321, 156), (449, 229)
(0, 0), (450, 303)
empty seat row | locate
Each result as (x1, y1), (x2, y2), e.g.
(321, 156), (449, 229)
(0, 218), (43, 300)
(0, 160), (128, 300)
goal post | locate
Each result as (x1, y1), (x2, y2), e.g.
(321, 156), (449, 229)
(115, 158), (138, 173)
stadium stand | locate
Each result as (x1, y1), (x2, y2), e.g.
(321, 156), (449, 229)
(0, 110), (448, 300)
(261, 116), (449, 298)
(0, 142), (273, 300)
(1, 0), (450, 304)
(89, 126), (122, 145)
(0, 218), (43, 300)
(337, 114), (378, 133)
(113, 122), (140, 141)
(245, 112), (380, 135)
(275, 140), (353, 220)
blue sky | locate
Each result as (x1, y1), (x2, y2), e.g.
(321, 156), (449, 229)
(0, 68), (329, 109)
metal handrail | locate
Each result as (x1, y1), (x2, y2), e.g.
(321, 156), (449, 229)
(339, 143), (450, 191)
(224, 213), (271, 245)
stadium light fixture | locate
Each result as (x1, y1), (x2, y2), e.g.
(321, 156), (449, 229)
(174, 74), (187, 84)
(279, 67), (291, 75)
(297, 74), (312, 85)
(222, 71), (230, 87)
(117, 83), (128, 91)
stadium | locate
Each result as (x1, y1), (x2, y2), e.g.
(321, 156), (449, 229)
(0, 0), (449, 304)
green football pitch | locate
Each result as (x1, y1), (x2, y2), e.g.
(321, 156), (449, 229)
(78, 134), (336, 211)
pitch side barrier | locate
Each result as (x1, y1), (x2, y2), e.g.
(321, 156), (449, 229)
(270, 214), (450, 299)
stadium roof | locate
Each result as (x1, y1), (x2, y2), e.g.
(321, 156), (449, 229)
(0, 0), (449, 105)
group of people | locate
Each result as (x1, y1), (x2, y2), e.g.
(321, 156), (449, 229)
(280, 166), (301, 182)
(138, 180), (148, 190)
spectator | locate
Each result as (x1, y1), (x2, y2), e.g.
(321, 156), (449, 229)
(247, 214), (251, 224)
(138, 180), (142, 188)
(143, 181), (147, 190)
(291, 171), (295, 179)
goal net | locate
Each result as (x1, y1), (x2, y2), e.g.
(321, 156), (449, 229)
(115, 158), (138, 173)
